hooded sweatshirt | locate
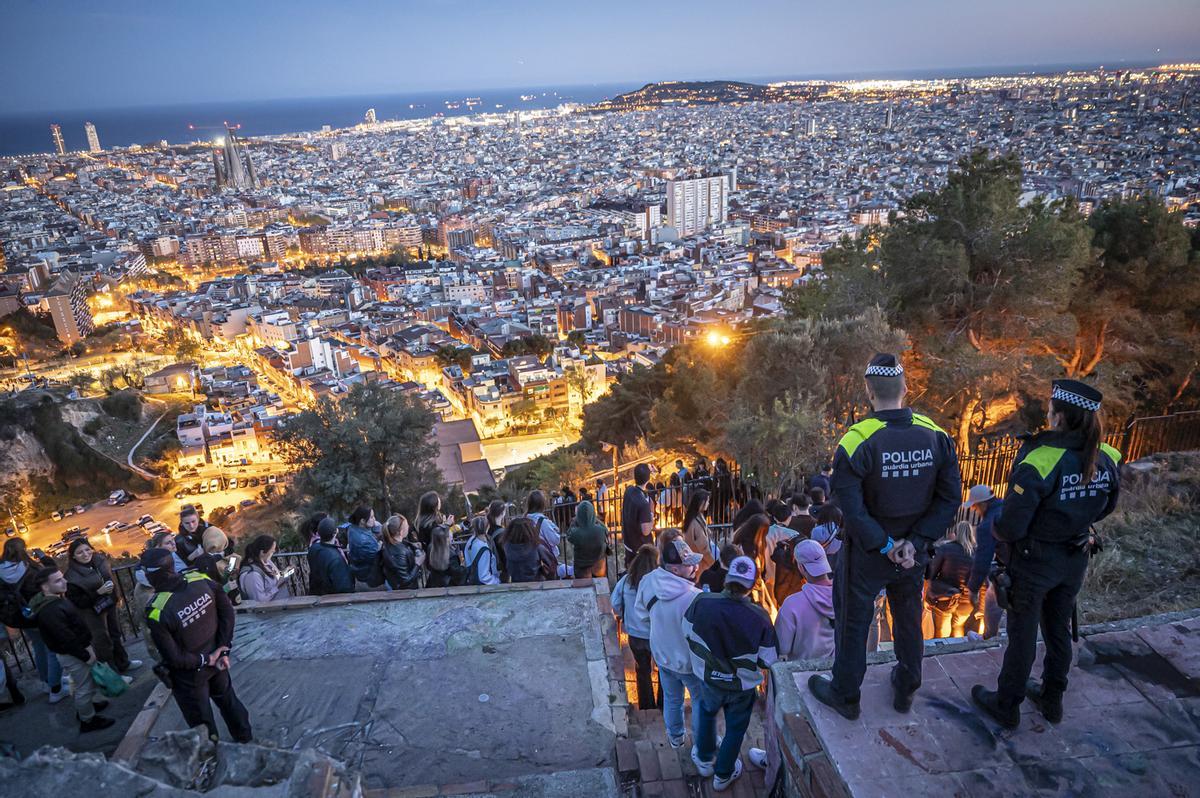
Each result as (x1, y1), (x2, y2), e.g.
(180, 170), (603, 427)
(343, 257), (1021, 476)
(566, 501), (608, 571)
(611, 573), (650, 639)
(29, 592), (92, 661)
(775, 582), (835, 662)
(633, 567), (701, 674)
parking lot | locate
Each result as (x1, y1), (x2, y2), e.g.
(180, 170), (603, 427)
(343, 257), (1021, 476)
(16, 472), (289, 559)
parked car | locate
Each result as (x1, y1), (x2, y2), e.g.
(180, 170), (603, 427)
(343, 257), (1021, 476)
(229, 478), (239, 489)
(51, 510), (63, 521)
(73, 504), (87, 514)
(47, 541), (69, 556)
(267, 474), (278, 485)
(3, 526), (16, 538)
(108, 490), (128, 505)
(249, 477), (260, 487)
(62, 507), (75, 518)
(136, 514), (154, 526)
(199, 483), (209, 494)
(174, 490), (185, 500)
(209, 478), (221, 492)
(101, 520), (123, 534)
(239, 499), (256, 508)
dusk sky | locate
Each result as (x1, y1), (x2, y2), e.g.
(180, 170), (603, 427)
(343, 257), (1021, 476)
(3, 0), (1199, 112)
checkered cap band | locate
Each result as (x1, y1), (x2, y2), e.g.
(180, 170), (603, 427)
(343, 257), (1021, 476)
(864, 365), (904, 377)
(1052, 385), (1101, 412)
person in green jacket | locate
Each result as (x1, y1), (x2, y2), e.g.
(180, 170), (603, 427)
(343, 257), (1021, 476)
(567, 500), (609, 579)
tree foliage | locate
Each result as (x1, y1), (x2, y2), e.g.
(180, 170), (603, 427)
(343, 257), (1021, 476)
(272, 382), (445, 519)
(581, 362), (670, 449)
(501, 333), (554, 359)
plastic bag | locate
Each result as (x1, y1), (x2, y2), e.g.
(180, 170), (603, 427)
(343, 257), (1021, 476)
(90, 661), (129, 697)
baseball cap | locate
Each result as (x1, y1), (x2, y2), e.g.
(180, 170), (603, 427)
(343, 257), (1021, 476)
(663, 538), (703, 567)
(139, 547), (175, 573)
(725, 556), (758, 589)
(962, 484), (995, 509)
(793, 539), (831, 577)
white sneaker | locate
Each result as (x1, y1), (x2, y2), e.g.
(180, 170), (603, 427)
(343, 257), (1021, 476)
(712, 758), (743, 792)
(690, 746), (715, 777)
(121, 675), (134, 686)
(49, 688), (69, 704)
(668, 732), (686, 749)
(126, 660), (144, 670)
(749, 747), (768, 768)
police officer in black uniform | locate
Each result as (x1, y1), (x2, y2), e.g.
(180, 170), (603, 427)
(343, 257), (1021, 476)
(972, 379), (1121, 728)
(809, 354), (962, 719)
(141, 547), (253, 742)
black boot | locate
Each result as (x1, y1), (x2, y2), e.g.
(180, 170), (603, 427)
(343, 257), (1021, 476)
(79, 714), (116, 733)
(891, 666), (914, 713)
(1025, 680), (1063, 723)
(92, 699), (109, 712)
(971, 685), (1019, 729)
(808, 675), (861, 721)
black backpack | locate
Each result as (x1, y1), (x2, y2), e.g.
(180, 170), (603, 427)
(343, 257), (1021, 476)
(771, 536), (808, 605)
(0, 580), (34, 629)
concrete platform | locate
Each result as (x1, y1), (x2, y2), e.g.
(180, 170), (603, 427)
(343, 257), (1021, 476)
(118, 580), (627, 796)
(769, 610), (1200, 797)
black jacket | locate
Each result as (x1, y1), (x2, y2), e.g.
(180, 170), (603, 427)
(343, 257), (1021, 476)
(995, 431), (1121, 547)
(831, 408), (962, 553)
(146, 573), (235, 671)
(32, 593), (92, 661)
(926, 541), (973, 600)
(381, 540), (421, 590)
(307, 541), (354, 595)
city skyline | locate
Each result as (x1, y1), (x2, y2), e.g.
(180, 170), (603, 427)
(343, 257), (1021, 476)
(2, 0), (1198, 113)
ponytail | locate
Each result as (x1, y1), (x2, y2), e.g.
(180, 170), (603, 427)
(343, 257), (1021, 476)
(1051, 399), (1103, 483)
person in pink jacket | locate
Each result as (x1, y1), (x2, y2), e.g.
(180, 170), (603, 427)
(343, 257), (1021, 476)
(775, 540), (835, 661)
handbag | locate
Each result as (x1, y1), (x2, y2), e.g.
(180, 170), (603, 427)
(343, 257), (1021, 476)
(90, 661), (129, 697)
(93, 595), (116, 614)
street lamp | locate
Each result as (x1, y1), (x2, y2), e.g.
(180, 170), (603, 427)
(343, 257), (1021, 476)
(705, 330), (732, 347)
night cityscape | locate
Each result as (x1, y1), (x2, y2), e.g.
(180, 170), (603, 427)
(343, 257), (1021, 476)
(0, 2), (1198, 797)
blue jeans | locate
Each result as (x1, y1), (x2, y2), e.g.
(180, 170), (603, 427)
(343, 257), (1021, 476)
(24, 629), (63, 691)
(695, 683), (756, 779)
(659, 666), (704, 740)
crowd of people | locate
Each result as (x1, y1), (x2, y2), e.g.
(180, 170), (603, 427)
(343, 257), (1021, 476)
(0, 352), (1121, 792)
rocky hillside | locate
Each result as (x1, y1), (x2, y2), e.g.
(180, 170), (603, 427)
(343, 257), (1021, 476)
(1082, 452), (1200, 622)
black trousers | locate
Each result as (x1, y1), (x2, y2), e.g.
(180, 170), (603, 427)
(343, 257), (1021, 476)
(628, 634), (660, 710)
(831, 542), (925, 703)
(997, 542), (1088, 705)
(171, 666), (253, 743)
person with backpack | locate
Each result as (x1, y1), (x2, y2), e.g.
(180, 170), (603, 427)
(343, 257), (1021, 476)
(381, 514), (424, 590)
(500, 517), (542, 584)
(566, 500), (608, 579)
(29, 566), (117, 733)
(526, 490), (563, 568)
(787, 493), (817, 538)
(775, 540), (836, 661)
(684, 556), (779, 792)
(612, 544), (659, 710)
(415, 491), (454, 548)
(633, 537), (703, 748)
(485, 500), (510, 581)
(1, 539), (64, 701)
(464, 516), (500, 586)
(810, 504), (844, 575)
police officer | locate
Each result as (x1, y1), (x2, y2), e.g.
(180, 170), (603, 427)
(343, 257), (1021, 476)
(141, 547), (253, 742)
(809, 354), (962, 719)
(972, 380), (1120, 729)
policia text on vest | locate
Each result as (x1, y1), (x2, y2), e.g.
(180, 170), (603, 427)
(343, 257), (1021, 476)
(144, 566), (253, 742)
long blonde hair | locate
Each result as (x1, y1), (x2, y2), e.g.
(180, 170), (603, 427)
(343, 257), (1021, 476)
(950, 520), (976, 558)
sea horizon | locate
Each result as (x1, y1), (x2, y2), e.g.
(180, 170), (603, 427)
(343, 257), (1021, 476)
(0, 59), (1171, 157)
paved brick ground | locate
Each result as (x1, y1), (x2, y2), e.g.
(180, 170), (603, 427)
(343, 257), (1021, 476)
(783, 614), (1200, 797)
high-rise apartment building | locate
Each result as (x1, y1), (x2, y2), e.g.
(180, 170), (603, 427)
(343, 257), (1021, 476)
(666, 175), (728, 237)
(805, 117), (818, 136)
(84, 121), (101, 152)
(50, 124), (65, 155)
(364, 108), (377, 124)
(44, 275), (94, 345)
(885, 107), (894, 130)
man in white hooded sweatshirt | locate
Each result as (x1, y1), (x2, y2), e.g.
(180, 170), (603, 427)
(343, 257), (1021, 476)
(632, 537), (703, 748)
